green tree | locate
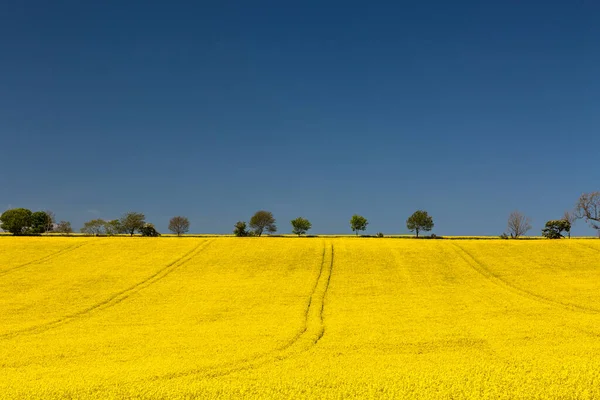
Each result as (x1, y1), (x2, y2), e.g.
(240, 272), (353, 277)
(30, 211), (53, 234)
(350, 214), (368, 236)
(249, 210), (276, 236)
(104, 219), (123, 235)
(291, 217), (312, 236)
(120, 212), (146, 236)
(0, 208), (33, 235)
(169, 216), (190, 236)
(233, 221), (249, 237)
(542, 219), (571, 239)
(140, 223), (160, 237)
(406, 210), (434, 238)
(81, 219), (106, 235)
(43, 210), (55, 233)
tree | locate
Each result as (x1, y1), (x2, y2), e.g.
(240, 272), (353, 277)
(104, 219), (123, 236)
(140, 223), (160, 237)
(0, 208), (33, 235)
(54, 221), (73, 234)
(542, 219), (571, 239)
(233, 221), (249, 237)
(120, 212), (146, 236)
(406, 210), (434, 238)
(291, 217), (312, 236)
(169, 216), (190, 236)
(507, 210), (531, 238)
(249, 210), (276, 236)
(43, 210), (55, 233)
(562, 211), (575, 239)
(81, 219), (106, 235)
(30, 211), (53, 234)
(350, 214), (368, 236)
(575, 192), (600, 234)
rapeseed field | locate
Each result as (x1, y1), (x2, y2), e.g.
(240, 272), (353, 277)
(1, 237), (599, 399)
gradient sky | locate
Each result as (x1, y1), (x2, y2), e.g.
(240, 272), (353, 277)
(1, 1), (599, 235)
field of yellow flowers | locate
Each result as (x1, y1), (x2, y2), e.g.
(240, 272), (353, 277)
(1, 237), (600, 399)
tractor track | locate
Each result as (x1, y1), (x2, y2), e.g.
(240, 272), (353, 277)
(145, 242), (334, 382)
(574, 241), (600, 253)
(451, 243), (600, 314)
(0, 239), (214, 340)
(0, 241), (89, 278)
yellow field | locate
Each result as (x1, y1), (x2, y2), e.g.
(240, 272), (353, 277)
(1, 237), (600, 399)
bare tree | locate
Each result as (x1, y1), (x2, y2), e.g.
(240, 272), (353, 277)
(55, 221), (73, 234)
(169, 216), (190, 236)
(507, 210), (532, 238)
(575, 192), (600, 235)
(44, 210), (55, 233)
(562, 210), (575, 239)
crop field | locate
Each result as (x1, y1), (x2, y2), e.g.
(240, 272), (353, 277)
(1, 237), (600, 399)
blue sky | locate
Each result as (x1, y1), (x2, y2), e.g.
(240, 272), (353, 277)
(1, 0), (599, 235)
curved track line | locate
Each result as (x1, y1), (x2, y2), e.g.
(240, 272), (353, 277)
(0, 241), (89, 278)
(146, 243), (334, 382)
(574, 241), (600, 253)
(451, 243), (600, 314)
(0, 239), (214, 340)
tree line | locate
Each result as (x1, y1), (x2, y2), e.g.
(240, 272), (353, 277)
(1, 192), (599, 238)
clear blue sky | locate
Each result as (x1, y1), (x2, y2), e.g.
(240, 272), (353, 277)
(1, 1), (599, 235)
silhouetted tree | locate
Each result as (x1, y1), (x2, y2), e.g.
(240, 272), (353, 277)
(406, 210), (434, 238)
(249, 211), (276, 236)
(291, 217), (312, 236)
(507, 210), (531, 238)
(350, 214), (368, 236)
(169, 216), (190, 236)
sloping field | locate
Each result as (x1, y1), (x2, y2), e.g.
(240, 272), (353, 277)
(1, 237), (599, 399)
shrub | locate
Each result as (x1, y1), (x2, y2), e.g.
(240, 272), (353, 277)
(140, 223), (160, 237)
(233, 221), (249, 237)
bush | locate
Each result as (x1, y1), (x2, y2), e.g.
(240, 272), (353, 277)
(376, 232), (384, 238)
(233, 221), (249, 237)
(500, 233), (509, 239)
(139, 223), (160, 237)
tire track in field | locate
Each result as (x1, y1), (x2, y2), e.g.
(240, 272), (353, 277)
(574, 241), (600, 253)
(0, 242), (89, 278)
(451, 243), (600, 314)
(147, 242), (334, 382)
(0, 239), (214, 340)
